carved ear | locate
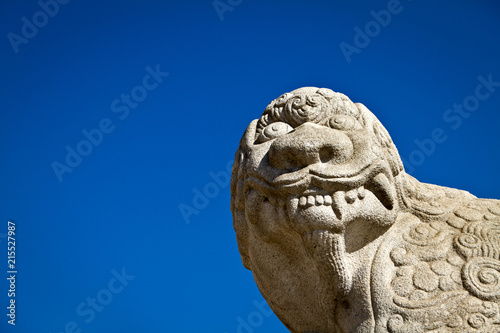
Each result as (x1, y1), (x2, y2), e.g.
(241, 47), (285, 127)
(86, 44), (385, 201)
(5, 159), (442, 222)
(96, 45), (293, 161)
(356, 103), (404, 177)
(242, 119), (259, 149)
(355, 103), (410, 211)
(231, 147), (251, 270)
(230, 120), (259, 271)
(233, 209), (251, 270)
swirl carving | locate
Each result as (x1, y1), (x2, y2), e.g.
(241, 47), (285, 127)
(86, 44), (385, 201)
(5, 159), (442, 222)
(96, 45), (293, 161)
(402, 223), (447, 247)
(454, 233), (482, 259)
(462, 257), (500, 301)
(467, 313), (487, 329)
(284, 94), (328, 127)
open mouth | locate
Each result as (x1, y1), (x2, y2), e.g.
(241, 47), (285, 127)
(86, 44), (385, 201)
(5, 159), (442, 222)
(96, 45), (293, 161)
(295, 185), (368, 220)
(290, 172), (395, 229)
(246, 159), (395, 209)
(245, 163), (397, 233)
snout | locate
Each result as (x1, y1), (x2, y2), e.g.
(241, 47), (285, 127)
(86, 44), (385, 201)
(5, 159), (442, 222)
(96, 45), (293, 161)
(268, 123), (354, 171)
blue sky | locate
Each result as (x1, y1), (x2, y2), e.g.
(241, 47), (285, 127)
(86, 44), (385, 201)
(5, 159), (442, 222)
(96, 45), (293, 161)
(1, 0), (499, 332)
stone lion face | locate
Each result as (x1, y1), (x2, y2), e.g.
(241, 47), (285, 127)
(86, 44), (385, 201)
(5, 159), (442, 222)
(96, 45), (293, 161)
(231, 87), (500, 333)
(232, 87), (405, 241)
(230, 87), (408, 331)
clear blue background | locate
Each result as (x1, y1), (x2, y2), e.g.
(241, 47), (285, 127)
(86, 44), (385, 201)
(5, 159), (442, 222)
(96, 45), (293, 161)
(1, 0), (499, 332)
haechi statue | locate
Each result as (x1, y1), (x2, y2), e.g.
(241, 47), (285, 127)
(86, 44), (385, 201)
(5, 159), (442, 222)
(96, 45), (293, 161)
(230, 87), (500, 333)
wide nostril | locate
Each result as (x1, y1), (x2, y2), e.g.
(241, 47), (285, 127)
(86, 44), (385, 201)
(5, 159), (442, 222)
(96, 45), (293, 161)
(284, 151), (302, 169)
(268, 124), (354, 170)
(319, 147), (335, 164)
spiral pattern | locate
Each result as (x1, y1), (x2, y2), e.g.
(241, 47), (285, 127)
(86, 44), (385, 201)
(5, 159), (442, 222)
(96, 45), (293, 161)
(387, 314), (404, 333)
(284, 94), (328, 127)
(462, 257), (500, 301)
(257, 88), (363, 134)
(468, 313), (487, 329)
(403, 223), (446, 246)
(455, 234), (482, 258)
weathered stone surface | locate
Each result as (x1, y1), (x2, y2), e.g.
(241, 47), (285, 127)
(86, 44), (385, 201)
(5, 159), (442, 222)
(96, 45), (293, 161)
(230, 87), (500, 333)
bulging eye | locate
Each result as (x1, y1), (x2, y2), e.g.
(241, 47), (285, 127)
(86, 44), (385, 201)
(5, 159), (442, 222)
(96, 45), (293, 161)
(256, 122), (293, 143)
(329, 115), (362, 131)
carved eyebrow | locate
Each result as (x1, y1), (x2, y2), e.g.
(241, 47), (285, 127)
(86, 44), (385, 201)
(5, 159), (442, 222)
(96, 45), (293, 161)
(257, 91), (363, 135)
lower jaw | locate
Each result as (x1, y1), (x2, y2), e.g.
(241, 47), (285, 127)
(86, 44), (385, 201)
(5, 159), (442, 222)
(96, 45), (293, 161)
(287, 197), (345, 233)
(285, 189), (397, 236)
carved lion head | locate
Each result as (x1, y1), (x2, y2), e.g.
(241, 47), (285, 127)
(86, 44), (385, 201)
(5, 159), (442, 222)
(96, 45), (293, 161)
(230, 87), (414, 330)
(231, 87), (407, 257)
(230, 87), (497, 332)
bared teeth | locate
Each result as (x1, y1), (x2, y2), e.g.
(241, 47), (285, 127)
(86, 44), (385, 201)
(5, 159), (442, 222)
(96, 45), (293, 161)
(358, 186), (366, 199)
(292, 173), (395, 220)
(296, 185), (368, 209)
(366, 173), (395, 210)
(345, 190), (357, 204)
(332, 191), (343, 220)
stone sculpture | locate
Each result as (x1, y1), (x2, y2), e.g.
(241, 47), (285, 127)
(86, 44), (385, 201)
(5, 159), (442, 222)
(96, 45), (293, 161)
(230, 87), (500, 333)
